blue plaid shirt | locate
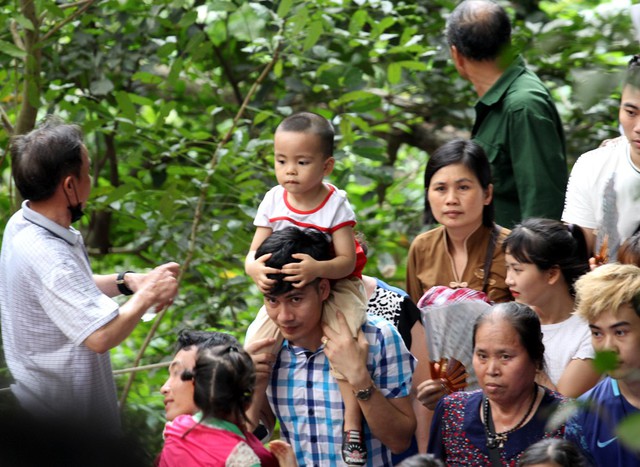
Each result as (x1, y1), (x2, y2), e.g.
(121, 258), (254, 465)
(267, 314), (415, 467)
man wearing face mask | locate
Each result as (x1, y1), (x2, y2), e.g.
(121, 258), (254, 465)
(0, 117), (180, 434)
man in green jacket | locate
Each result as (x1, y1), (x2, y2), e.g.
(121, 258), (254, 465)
(446, 0), (567, 228)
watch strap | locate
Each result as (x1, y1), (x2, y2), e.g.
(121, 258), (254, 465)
(116, 271), (135, 296)
(353, 381), (375, 401)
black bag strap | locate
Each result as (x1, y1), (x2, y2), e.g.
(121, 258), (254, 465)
(482, 224), (501, 295)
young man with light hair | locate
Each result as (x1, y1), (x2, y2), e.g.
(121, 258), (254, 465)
(565, 263), (640, 466)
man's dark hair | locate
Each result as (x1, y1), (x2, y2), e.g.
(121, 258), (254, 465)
(446, 0), (512, 61)
(175, 329), (239, 353)
(623, 54), (640, 91)
(255, 227), (332, 295)
(11, 116), (85, 201)
(275, 111), (335, 157)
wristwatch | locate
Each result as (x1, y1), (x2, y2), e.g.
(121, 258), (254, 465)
(116, 271), (135, 296)
(353, 381), (375, 401)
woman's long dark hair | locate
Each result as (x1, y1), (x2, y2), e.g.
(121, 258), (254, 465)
(424, 139), (494, 227)
(502, 218), (589, 295)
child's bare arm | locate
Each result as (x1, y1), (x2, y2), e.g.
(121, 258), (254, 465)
(281, 226), (356, 287)
(246, 227), (279, 293)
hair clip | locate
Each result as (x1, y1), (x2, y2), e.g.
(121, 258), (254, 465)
(629, 54), (640, 68)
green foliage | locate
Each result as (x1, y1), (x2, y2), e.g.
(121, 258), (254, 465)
(0, 0), (638, 459)
(593, 349), (620, 374)
(617, 413), (640, 450)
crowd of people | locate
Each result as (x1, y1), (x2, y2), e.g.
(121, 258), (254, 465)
(1, 0), (640, 466)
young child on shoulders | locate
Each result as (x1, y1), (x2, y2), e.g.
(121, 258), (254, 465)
(244, 111), (369, 466)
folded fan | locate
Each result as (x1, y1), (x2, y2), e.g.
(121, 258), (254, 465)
(419, 286), (492, 391)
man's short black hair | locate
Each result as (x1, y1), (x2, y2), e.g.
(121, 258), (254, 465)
(174, 329), (239, 353)
(11, 116), (85, 201)
(255, 227), (332, 296)
(623, 54), (640, 91)
(446, 0), (512, 62)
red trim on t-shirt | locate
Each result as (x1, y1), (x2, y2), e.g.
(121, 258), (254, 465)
(283, 183), (335, 214)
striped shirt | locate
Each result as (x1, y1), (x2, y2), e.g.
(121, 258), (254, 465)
(267, 314), (415, 466)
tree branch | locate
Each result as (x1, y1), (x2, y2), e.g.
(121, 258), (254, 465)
(119, 39), (284, 409)
(41, 0), (96, 43)
(14, 0), (41, 136)
(213, 44), (244, 106)
(0, 105), (14, 135)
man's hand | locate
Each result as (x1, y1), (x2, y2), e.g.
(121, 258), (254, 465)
(245, 337), (277, 390)
(281, 253), (321, 288)
(321, 310), (369, 387)
(246, 253), (279, 293)
(136, 262), (180, 312)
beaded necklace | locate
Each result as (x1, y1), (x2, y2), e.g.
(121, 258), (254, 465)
(483, 383), (538, 449)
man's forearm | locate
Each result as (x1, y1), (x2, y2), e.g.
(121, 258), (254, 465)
(358, 390), (416, 453)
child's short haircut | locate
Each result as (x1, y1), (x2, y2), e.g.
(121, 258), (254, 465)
(275, 111), (334, 157)
(574, 263), (640, 321)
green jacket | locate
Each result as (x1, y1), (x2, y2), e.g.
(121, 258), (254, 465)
(472, 55), (567, 228)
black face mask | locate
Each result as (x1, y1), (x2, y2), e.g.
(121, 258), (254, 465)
(63, 182), (84, 224)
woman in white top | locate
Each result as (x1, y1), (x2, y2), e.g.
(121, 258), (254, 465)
(502, 218), (600, 398)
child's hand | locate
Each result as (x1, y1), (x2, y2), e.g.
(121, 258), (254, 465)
(247, 253), (279, 293)
(321, 311), (369, 386)
(281, 253), (321, 288)
(268, 440), (298, 467)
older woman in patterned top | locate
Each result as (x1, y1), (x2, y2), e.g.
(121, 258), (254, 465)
(427, 302), (567, 466)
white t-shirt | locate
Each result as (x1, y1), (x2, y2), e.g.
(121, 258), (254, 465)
(253, 183), (356, 239)
(542, 313), (594, 386)
(562, 139), (640, 258)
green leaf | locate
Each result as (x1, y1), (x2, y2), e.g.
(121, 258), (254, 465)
(132, 72), (164, 85)
(167, 58), (183, 88)
(303, 20), (323, 52)
(617, 413), (640, 450)
(90, 78), (114, 96)
(593, 350), (619, 374)
(387, 62), (402, 84)
(0, 40), (26, 59)
(397, 60), (428, 71)
(13, 14), (35, 31)
(273, 59), (283, 78)
(184, 31), (205, 56)
(290, 6), (308, 35)
(115, 91), (137, 122)
(349, 10), (368, 35)
(371, 16), (396, 39)
(254, 111), (272, 125)
(277, 0), (293, 18)
(178, 11), (198, 28)
(351, 139), (386, 162)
